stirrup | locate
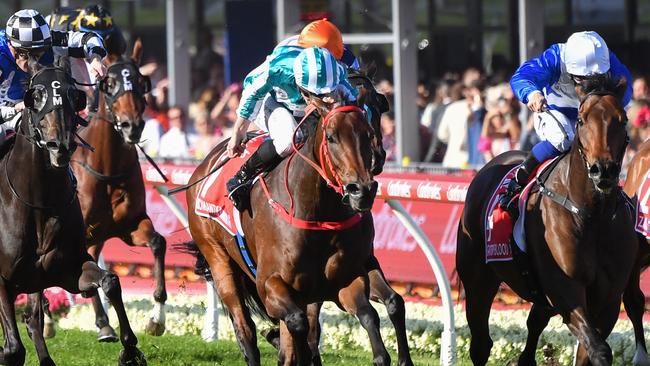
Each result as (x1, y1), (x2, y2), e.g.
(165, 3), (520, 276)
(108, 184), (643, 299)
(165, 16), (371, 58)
(228, 182), (252, 211)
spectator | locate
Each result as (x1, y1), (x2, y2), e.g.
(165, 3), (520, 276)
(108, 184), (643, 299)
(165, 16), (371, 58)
(381, 111), (396, 161)
(159, 106), (197, 159)
(479, 84), (521, 161)
(190, 111), (221, 160)
(139, 109), (164, 156)
(437, 68), (484, 168)
(189, 87), (218, 122)
(211, 83), (242, 137)
(423, 80), (463, 163)
(628, 76), (650, 148)
(465, 79), (487, 166)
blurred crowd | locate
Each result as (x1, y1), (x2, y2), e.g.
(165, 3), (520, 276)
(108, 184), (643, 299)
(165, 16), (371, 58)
(140, 34), (650, 171)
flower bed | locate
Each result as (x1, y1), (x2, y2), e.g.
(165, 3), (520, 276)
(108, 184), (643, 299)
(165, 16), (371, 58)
(57, 294), (648, 364)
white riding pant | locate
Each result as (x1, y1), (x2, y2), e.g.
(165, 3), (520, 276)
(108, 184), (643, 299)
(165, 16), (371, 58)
(0, 113), (21, 141)
(532, 109), (575, 153)
(252, 94), (304, 157)
(69, 58), (95, 100)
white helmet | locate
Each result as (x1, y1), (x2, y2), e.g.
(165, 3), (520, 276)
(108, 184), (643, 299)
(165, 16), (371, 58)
(564, 31), (610, 76)
(293, 47), (342, 95)
(5, 9), (51, 49)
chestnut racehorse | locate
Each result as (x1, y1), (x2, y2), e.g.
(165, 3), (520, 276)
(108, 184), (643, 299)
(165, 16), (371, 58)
(187, 91), (389, 365)
(620, 139), (650, 366)
(71, 40), (167, 341)
(457, 78), (637, 365)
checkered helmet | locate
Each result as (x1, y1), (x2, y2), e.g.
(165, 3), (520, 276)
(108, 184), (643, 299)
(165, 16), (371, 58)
(5, 9), (52, 49)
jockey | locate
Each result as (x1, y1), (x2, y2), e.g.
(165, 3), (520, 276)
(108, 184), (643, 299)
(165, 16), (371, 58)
(226, 46), (358, 211)
(0, 9), (106, 140)
(50, 4), (126, 111)
(500, 31), (632, 210)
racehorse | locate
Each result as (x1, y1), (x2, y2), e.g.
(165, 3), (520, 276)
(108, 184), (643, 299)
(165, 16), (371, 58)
(619, 139), (650, 366)
(256, 70), (413, 366)
(457, 78), (636, 365)
(2, 61), (144, 365)
(70, 39), (167, 341)
(187, 90), (388, 365)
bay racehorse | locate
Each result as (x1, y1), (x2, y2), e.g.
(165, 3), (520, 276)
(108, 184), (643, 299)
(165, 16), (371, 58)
(457, 78), (636, 365)
(619, 139), (650, 366)
(71, 40), (167, 341)
(3, 61), (144, 365)
(187, 91), (389, 365)
(257, 70), (413, 366)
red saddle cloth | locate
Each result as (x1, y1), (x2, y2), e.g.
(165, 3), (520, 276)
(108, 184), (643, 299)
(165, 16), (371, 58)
(484, 158), (557, 263)
(194, 133), (268, 235)
(635, 168), (650, 239)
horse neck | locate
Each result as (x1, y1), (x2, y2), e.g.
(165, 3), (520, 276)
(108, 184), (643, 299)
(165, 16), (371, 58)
(8, 121), (70, 204)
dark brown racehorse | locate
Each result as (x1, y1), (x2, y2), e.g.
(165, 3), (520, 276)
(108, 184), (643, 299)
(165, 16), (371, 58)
(620, 139), (650, 366)
(2, 62), (144, 365)
(71, 40), (167, 341)
(255, 72), (412, 366)
(187, 91), (390, 365)
(457, 78), (636, 366)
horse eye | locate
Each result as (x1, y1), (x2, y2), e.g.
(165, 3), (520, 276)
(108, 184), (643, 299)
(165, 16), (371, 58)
(326, 133), (336, 143)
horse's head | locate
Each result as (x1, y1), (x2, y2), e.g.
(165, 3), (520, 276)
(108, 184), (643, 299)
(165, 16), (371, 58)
(574, 77), (629, 194)
(22, 64), (86, 168)
(306, 91), (378, 212)
(98, 39), (151, 144)
(348, 68), (388, 175)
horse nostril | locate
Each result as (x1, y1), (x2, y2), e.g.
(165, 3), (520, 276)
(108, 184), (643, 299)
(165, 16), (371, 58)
(589, 162), (602, 179)
(45, 141), (59, 151)
(345, 183), (362, 196)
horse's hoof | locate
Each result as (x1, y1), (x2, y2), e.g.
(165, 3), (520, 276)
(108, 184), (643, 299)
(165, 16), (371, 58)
(43, 320), (56, 339)
(118, 347), (147, 366)
(39, 357), (56, 366)
(261, 328), (280, 350)
(145, 319), (165, 336)
(97, 326), (119, 343)
(398, 360), (415, 366)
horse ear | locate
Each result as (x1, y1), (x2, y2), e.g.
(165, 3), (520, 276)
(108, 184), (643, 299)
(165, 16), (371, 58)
(356, 88), (368, 108)
(131, 38), (143, 65)
(56, 55), (71, 74)
(615, 76), (628, 103)
(365, 61), (377, 80)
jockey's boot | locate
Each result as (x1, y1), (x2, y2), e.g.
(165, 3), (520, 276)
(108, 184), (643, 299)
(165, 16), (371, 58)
(499, 153), (540, 212)
(227, 139), (283, 211)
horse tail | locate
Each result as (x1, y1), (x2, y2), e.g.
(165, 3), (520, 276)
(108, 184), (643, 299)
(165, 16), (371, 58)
(174, 240), (276, 324)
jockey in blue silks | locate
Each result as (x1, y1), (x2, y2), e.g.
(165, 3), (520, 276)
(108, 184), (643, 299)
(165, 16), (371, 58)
(0, 9), (106, 140)
(500, 31), (632, 209)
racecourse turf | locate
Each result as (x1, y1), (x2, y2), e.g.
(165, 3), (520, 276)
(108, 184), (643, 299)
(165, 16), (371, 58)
(17, 328), (445, 365)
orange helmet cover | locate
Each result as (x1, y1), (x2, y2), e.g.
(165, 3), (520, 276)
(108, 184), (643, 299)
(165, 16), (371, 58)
(297, 19), (344, 60)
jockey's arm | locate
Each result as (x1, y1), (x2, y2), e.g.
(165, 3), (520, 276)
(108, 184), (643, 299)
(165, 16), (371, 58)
(226, 116), (252, 158)
(510, 44), (562, 105)
(609, 52), (633, 109)
(50, 30), (107, 77)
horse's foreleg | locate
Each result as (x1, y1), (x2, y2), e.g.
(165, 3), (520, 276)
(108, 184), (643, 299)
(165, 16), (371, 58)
(306, 302), (323, 366)
(624, 254), (650, 366)
(339, 275), (391, 366)
(368, 264), (413, 366)
(566, 307), (612, 366)
(0, 277), (25, 365)
(125, 218), (167, 336)
(24, 292), (54, 366)
(87, 242), (118, 342)
(518, 303), (554, 366)
(263, 274), (311, 366)
(77, 261), (145, 366)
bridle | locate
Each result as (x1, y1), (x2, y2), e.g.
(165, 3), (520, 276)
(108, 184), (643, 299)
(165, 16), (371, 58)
(91, 59), (151, 134)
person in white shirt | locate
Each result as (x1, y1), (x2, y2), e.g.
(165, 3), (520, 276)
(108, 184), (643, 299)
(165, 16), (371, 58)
(158, 106), (197, 159)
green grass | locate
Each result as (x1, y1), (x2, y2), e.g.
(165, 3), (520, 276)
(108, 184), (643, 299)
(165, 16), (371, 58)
(17, 328), (444, 366)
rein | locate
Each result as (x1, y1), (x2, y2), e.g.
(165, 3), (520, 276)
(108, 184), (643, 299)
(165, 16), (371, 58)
(258, 104), (366, 231)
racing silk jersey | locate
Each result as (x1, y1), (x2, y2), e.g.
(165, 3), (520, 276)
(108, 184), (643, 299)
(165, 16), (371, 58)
(0, 29), (105, 106)
(510, 43), (632, 121)
(237, 43), (358, 121)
